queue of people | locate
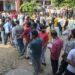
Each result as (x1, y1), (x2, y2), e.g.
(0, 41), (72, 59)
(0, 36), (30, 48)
(0, 11), (75, 75)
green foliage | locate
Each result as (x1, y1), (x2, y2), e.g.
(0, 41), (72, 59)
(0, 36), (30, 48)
(52, 0), (64, 6)
(52, 0), (75, 8)
(20, 0), (40, 15)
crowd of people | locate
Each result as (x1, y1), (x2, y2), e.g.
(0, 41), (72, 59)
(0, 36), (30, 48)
(0, 11), (75, 75)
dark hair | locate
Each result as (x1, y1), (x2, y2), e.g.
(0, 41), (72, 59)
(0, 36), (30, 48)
(27, 21), (31, 27)
(31, 19), (34, 22)
(36, 20), (40, 23)
(40, 25), (46, 30)
(68, 35), (72, 40)
(64, 19), (68, 30)
(33, 23), (37, 29)
(32, 30), (38, 37)
(51, 30), (57, 38)
(11, 21), (16, 27)
(16, 20), (19, 24)
(71, 29), (75, 38)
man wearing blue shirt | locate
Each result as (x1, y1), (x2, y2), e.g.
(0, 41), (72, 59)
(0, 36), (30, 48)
(30, 30), (43, 75)
(3, 18), (12, 45)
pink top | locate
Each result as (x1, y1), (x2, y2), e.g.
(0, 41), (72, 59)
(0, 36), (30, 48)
(50, 37), (63, 60)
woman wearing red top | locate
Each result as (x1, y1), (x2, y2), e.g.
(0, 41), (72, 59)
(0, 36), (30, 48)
(23, 16), (30, 30)
(23, 21), (32, 59)
(39, 25), (49, 66)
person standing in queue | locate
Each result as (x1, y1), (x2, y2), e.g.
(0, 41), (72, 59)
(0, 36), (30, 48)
(49, 30), (63, 75)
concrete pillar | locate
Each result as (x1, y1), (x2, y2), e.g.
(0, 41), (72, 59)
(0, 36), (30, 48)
(15, 0), (20, 12)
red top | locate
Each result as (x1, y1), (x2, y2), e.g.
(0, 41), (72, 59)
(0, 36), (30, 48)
(39, 32), (49, 47)
(50, 37), (63, 60)
(11, 13), (17, 19)
(23, 26), (32, 43)
(23, 20), (28, 30)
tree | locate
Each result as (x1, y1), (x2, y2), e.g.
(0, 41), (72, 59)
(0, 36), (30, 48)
(60, 0), (75, 8)
(20, 0), (40, 15)
(52, 0), (75, 8)
(52, 0), (64, 7)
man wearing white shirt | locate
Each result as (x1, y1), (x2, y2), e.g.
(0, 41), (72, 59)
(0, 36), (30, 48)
(64, 49), (75, 75)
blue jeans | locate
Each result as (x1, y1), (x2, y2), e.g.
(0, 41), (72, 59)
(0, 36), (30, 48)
(17, 38), (25, 56)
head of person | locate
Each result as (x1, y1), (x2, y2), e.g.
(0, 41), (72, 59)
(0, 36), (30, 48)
(11, 21), (16, 27)
(32, 30), (38, 39)
(32, 22), (37, 29)
(36, 20), (40, 24)
(15, 20), (19, 25)
(71, 29), (75, 38)
(27, 21), (31, 27)
(40, 25), (46, 33)
(51, 30), (57, 39)
(25, 16), (30, 20)
(31, 19), (34, 25)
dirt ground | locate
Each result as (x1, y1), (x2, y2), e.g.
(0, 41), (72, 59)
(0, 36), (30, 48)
(0, 44), (52, 75)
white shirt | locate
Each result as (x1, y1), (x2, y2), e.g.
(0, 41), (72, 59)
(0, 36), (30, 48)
(68, 19), (75, 30)
(59, 18), (65, 27)
(0, 19), (2, 24)
(67, 49), (75, 73)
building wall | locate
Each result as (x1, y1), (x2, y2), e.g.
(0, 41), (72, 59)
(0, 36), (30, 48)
(0, 0), (20, 11)
(3, 1), (15, 11)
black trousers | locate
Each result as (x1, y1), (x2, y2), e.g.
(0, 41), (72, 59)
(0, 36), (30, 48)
(56, 59), (68, 75)
(64, 70), (75, 75)
(5, 33), (11, 45)
(51, 59), (58, 75)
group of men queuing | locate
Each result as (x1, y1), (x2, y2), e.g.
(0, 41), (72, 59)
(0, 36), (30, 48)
(0, 11), (75, 75)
